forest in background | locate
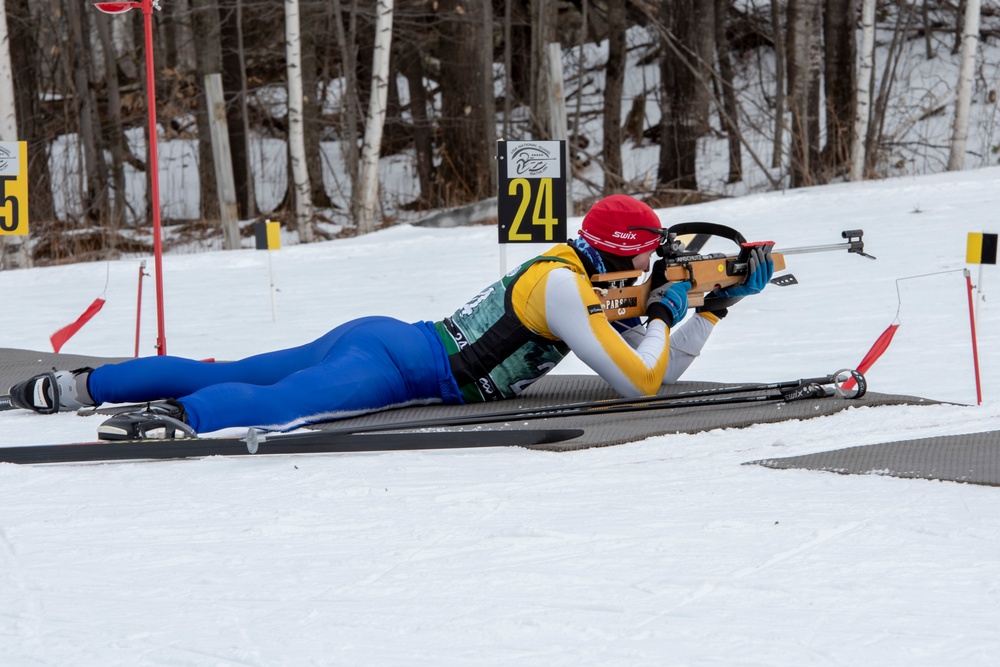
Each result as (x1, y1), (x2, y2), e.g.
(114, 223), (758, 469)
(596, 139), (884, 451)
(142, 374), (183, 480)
(1, 0), (999, 266)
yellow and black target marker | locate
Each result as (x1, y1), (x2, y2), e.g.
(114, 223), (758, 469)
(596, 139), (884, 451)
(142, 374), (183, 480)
(966, 232), (998, 265)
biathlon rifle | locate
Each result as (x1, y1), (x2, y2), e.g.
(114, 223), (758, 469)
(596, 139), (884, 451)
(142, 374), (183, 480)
(592, 223), (875, 322)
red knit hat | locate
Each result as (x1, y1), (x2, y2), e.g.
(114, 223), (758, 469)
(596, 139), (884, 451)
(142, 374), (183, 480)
(579, 195), (663, 256)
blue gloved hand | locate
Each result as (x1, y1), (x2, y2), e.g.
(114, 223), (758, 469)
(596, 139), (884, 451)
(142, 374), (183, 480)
(714, 245), (773, 299)
(646, 280), (691, 327)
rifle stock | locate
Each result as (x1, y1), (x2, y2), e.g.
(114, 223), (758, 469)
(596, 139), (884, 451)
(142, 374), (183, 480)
(592, 251), (789, 322)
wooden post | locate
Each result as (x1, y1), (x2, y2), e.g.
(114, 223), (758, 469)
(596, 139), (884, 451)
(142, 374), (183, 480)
(204, 73), (241, 250)
(546, 42), (573, 216)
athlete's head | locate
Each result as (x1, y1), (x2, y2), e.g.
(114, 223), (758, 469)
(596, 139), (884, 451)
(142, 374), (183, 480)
(578, 195), (663, 257)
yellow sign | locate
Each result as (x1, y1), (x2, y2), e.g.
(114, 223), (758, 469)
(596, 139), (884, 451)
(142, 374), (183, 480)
(497, 140), (567, 244)
(0, 141), (28, 236)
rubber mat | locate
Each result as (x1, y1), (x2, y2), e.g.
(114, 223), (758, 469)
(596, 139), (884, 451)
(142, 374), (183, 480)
(748, 432), (1000, 487)
(1, 347), (934, 451)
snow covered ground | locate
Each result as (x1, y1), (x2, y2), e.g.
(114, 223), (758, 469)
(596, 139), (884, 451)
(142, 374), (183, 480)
(3, 166), (1000, 665)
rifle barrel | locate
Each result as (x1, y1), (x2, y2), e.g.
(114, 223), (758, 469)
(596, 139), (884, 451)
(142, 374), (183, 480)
(778, 242), (854, 255)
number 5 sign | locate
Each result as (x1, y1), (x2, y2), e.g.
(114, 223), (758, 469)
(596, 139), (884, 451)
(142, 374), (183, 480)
(0, 142), (28, 236)
(497, 140), (567, 244)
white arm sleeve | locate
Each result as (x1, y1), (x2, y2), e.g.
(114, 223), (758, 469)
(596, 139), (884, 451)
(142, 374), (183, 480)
(543, 269), (670, 397)
(615, 312), (717, 384)
(661, 313), (715, 384)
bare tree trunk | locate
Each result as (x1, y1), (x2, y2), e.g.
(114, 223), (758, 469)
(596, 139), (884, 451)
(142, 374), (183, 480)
(94, 14), (127, 232)
(220, 0), (254, 218)
(162, 0), (180, 68)
(480, 0), (497, 195)
(603, 0), (626, 193)
(190, 0), (222, 223)
(692, 0), (715, 135)
(64, 0), (109, 223)
(356, 0), (393, 233)
(953, 0), (966, 55)
(130, 14), (152, 223)
(850, 0), (875, 181)
(437, 0), (493, 203)
(6, 0), (52, 243)
(922, 0), (935, 59)
(0, 0), (15, 141)
(715, 0), (742, 184)
(657, 0), (699, 192)
(807, 3), (822, 182)
(786, 0), (820, 188)
(822, 0), (856, 178)
(867, 4), (915, 176)
(503, 0), (513, 139)
(285, 0), (315, 241)
(232, 0), (255, 217)
(0, 0), (30, 269)
(948, 0), (981, 171)
(770, 0), (785, 170)
(332, 0), (361, 221)
(530, 0), (555, 138)
(300, 0), (332, 209)
(398, 41), (435, 207)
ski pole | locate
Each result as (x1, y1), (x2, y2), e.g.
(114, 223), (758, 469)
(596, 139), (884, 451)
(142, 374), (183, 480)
(307, 370), (865, 437)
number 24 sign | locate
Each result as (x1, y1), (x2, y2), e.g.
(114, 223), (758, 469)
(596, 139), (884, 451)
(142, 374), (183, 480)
(497, 140), (567, 244)
(0, 142), (29, 236)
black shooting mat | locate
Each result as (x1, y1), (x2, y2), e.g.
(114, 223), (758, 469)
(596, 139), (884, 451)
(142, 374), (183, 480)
(1, 347), (933, 452)
(747, 433), (1000, 487)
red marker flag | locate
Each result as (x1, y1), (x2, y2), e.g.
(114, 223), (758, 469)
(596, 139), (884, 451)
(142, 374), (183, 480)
(841, 323), (899, 391)
(50, 298), (106, 353)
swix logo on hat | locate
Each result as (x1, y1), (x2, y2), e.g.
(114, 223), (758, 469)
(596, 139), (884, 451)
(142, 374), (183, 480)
(579, 194), (662, 256)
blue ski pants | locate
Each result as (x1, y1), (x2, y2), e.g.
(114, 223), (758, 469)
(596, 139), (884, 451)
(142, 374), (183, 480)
(87, 317), (464, 433)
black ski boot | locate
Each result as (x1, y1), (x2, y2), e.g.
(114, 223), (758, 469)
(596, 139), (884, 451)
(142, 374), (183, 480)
(97, 400), (197, 441)
(8, 368), (95, 414)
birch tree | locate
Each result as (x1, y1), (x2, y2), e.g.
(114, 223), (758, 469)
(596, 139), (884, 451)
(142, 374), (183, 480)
(0, 0), (29, 269)
(850, 0), (875, 181)
(285, 0), (315, 242)
(0, 0), (15, 141)
(948, 0), (982, 171)
(356, 0), (394, 234)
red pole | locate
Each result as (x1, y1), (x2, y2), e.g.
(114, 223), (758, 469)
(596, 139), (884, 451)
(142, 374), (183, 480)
(142, 0), (167, 355)
(965, 269), (983, 405)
